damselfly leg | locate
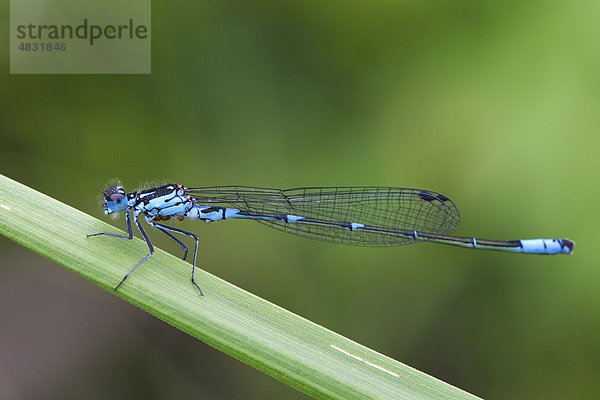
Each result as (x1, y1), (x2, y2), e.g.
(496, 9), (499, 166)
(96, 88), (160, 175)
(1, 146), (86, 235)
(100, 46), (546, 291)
(148, 221), (202, 295)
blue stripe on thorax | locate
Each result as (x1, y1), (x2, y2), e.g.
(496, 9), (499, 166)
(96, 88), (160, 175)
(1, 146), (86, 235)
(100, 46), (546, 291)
(135, 185), (193, 217)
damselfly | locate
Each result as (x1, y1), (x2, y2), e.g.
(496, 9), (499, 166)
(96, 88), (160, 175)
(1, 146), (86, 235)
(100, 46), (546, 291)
(88, 184), (574, 294)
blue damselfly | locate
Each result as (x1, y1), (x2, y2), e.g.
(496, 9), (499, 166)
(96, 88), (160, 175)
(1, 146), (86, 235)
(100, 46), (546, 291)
(88, 184), (574, 294)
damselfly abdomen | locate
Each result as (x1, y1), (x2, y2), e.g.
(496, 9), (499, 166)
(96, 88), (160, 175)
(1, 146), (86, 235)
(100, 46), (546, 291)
(88, 184), (574, 294)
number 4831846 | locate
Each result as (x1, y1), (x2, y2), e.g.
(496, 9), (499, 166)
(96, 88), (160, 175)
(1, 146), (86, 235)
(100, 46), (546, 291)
(18, 42), (66, 51)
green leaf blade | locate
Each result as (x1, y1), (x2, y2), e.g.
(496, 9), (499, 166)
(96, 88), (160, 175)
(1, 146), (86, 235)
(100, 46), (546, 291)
(0, 174), (480, 400)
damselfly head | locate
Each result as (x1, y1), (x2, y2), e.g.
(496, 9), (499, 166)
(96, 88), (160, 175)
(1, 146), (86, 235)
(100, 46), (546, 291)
(103, 186), (128, 215)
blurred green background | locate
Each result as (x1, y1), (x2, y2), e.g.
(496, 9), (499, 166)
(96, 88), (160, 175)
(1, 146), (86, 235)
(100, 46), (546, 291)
(1, 1), (599, 399)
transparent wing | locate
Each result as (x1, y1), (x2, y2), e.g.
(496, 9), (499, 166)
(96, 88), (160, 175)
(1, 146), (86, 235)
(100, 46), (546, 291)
(186, 186), (460, 247)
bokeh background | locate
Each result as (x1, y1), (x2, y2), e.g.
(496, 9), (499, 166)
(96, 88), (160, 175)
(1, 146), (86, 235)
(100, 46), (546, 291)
(1, 1), (599, 399)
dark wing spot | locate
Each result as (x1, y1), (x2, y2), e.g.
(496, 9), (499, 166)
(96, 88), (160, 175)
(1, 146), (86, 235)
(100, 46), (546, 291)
(418, 191), (450, 202)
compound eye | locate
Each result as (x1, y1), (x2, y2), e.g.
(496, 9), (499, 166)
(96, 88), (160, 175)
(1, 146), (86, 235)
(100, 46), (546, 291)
(108, 193), (125, 202)
(104, 185), (126, 200)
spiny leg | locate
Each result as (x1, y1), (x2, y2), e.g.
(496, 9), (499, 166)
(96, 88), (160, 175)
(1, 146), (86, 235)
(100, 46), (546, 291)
(155, 227), (189, 261)
(114, 213), (155, 291)
(87, 210), (134, 240)
(151, 222), (202, 295)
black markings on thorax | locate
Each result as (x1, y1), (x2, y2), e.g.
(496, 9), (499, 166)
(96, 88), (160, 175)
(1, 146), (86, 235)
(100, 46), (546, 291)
(134, 184), (190, 216)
